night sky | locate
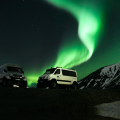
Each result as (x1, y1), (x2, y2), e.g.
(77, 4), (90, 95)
(1, 0), (120, 87)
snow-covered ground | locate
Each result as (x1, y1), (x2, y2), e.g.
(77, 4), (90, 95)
(13, 85), (19, 87)
(94, 101), (120, 119)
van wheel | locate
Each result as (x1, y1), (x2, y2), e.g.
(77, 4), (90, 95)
(49, 80), (58, 89)
(2, 78), (12, 87)
(71, 82), (78, 89)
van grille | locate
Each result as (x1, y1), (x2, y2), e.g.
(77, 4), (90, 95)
(13, 74), (22, 78)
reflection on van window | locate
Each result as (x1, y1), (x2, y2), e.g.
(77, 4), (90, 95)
(45, 68), (56, 74)
(7, 66), (22, 72)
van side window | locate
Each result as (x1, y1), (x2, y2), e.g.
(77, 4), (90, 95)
(54, 69), (60, 74)
(62, 70), (76, 77)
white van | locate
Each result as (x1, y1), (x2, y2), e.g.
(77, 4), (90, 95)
(0, 63), (27, 87)
(37, 67), (78, 89)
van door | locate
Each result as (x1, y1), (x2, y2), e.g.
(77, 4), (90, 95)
(59, 69), (72, 85)
(53, 69), (61, 82)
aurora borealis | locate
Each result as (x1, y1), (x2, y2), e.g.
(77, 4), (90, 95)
(47, 0), (104, 68)
(1, 0), (120, 87)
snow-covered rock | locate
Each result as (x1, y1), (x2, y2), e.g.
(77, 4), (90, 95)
(78, 63), (120, 89)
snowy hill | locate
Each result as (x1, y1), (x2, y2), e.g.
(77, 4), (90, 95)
(78, 63), (120, 89)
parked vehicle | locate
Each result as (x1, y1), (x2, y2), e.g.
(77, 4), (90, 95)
(37, 67), (78, 89)
(0, 63), (27, 88)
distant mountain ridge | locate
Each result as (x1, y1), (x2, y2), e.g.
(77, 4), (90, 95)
(78, 63), (120, 89)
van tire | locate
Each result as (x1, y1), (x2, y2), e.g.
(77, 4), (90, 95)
(71, 82), (78, 89)
(2, 78), (12, 87)
(49, 80), (58, 89)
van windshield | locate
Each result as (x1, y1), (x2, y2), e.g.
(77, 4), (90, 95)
(44, 68), (56, 74)
(7, 66), (23, 73)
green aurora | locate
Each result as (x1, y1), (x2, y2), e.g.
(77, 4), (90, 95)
(48, 0), (104, 68)
(27, 0), (105, 86)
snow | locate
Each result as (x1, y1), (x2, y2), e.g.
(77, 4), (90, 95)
(115, 79), (120, 84)
(78, 80), (83, 84)
(45, 87), (50, 89)
(94, 101), (120, 119)
(95, 79), (101, 82)
(86, 79), (93, 88)
(100, 78), (111, 88)
(79, 63), (120, 89)
(100, 64), (119, 79)
(93, 82), (97, 87)
(13, 85), (19, 87)
(80, 86), (85, 89)
(13, 85), (29, 88)
(112, 75), (119, 81)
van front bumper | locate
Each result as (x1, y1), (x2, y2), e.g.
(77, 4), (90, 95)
(37, 79), (50, 88)
(10, 79), (26, 85)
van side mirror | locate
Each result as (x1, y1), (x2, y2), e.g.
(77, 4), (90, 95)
(4, 69), (7, 72)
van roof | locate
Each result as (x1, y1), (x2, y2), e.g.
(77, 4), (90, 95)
(50, 67), (76, 72)
(61, 68), (76, 71)
(3, 63), (20, 67)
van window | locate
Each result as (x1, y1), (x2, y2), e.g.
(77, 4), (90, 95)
(7, 66), (22, 72)
(54, 69), (60, 74)
(62, 70), (76, 77)
(45, 68), (56, 74)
